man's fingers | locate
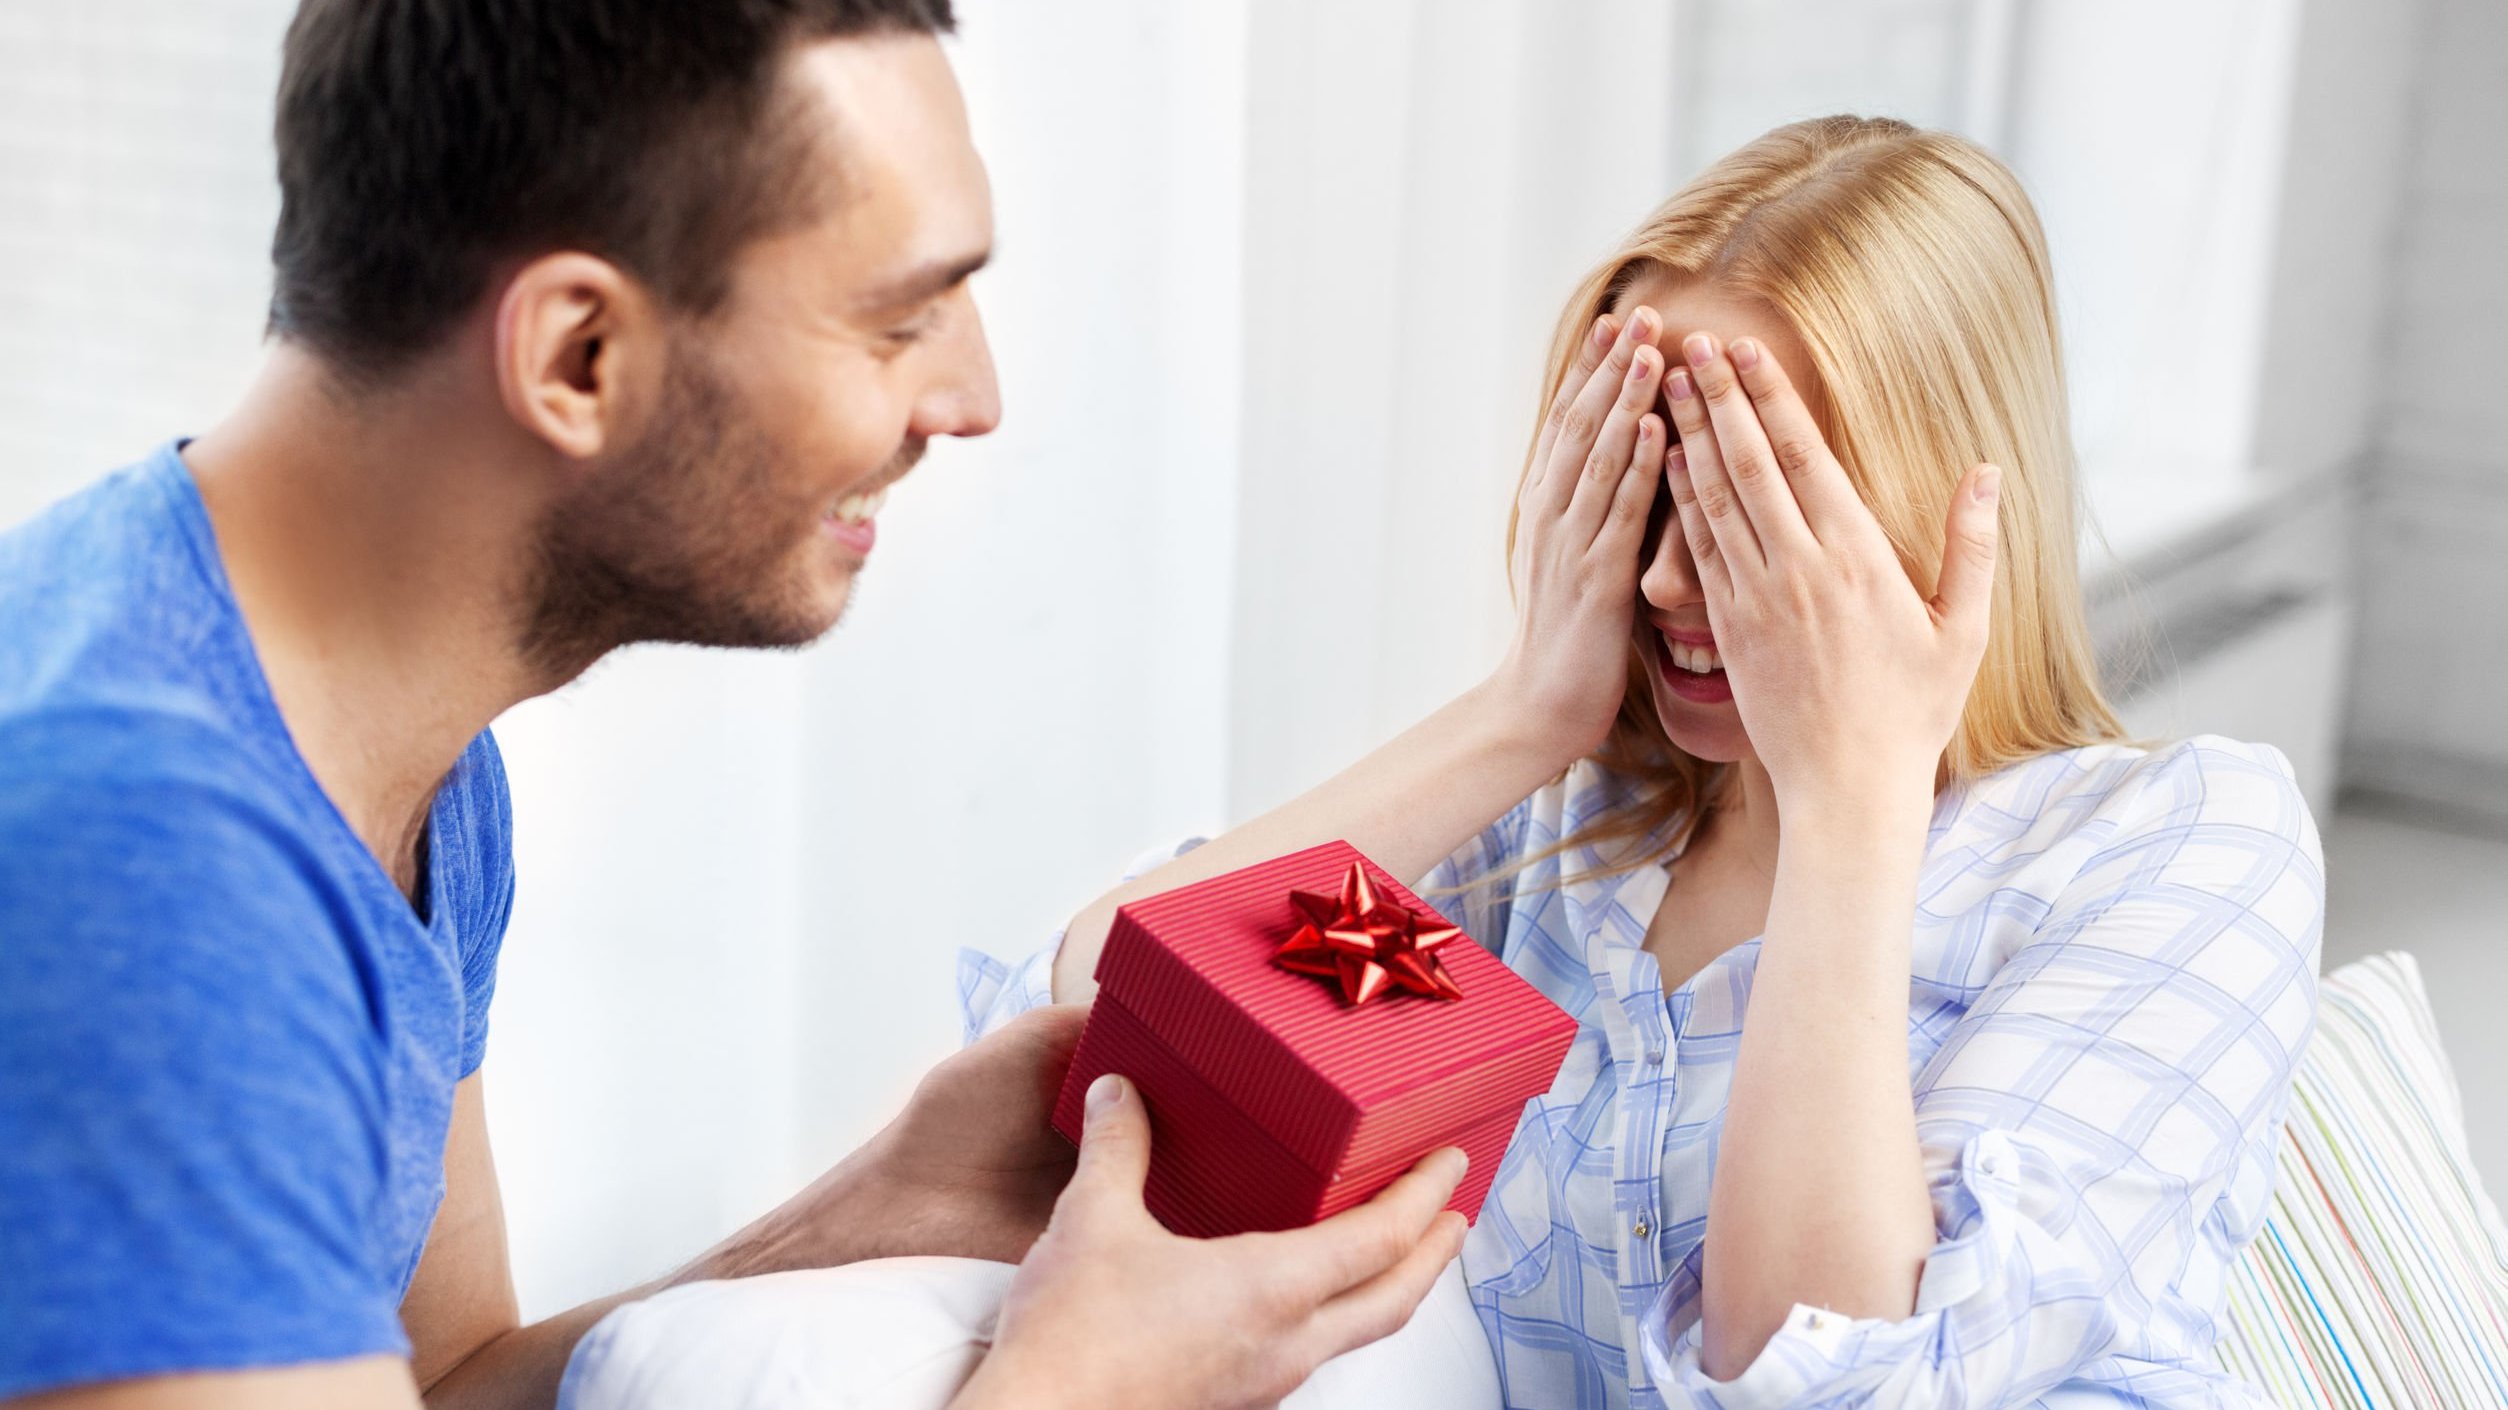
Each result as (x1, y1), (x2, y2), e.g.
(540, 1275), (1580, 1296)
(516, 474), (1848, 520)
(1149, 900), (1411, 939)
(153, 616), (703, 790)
(1931, 463), (2003, 642)
(1063, 1074), (1152, 1221)
(997, 1002), (1089, 1063)
(1269, 1145), (1467, 1303)
(1296, 1211), (1468, 1369)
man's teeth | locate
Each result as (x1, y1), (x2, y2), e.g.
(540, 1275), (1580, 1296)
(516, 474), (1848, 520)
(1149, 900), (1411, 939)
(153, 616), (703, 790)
(1667, 638), (1723, 674)
(830, 485), (889, 525)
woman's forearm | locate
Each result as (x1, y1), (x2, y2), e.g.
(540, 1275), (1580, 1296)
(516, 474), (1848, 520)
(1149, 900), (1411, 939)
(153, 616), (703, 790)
(1699, 794), (1938, 1379)
(1050, 679), (1571, 1002)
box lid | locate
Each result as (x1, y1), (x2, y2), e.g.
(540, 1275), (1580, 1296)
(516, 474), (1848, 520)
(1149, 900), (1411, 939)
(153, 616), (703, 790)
(1093, 839), (1579, 1178)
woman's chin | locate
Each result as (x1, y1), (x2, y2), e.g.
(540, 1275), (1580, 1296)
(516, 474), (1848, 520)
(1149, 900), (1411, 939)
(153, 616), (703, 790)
(1644, 680), (1752, 764)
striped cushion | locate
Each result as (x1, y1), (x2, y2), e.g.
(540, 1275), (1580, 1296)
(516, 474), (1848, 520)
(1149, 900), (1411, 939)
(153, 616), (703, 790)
(2216, 952), (2508, 1406)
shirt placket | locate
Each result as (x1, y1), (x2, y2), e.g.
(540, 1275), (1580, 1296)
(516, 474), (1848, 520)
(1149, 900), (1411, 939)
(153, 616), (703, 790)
(1580, 897), (1676, 1404)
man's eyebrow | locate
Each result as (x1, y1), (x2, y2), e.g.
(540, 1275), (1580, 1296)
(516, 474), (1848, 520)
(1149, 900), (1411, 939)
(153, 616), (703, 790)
(854, 249), (993, 312)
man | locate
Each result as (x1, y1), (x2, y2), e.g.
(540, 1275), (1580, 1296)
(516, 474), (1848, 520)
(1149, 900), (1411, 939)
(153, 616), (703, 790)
(0, 2), (1470, 1406)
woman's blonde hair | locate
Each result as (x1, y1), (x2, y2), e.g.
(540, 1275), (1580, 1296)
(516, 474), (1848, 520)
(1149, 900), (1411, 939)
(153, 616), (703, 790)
(1513, 114), (2126, 878)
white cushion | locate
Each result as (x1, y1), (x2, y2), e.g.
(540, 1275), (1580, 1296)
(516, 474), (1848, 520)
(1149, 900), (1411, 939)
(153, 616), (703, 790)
(2214, 952), (2508, 1407)
(559, 1253), (1500, 1410)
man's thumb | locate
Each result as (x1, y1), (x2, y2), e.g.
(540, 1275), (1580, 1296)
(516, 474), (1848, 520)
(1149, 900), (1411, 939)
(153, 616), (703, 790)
(1069, 1074), (1152, 1211)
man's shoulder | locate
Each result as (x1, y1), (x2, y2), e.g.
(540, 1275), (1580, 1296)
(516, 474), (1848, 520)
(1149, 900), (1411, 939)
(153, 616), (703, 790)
(0, 697), (290, 821)
(0, 443), (240, 720)
(0, 703), (358, 972)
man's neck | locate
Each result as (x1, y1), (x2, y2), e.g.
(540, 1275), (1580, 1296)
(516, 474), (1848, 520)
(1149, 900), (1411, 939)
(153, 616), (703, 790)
(182, 343), (578, 898)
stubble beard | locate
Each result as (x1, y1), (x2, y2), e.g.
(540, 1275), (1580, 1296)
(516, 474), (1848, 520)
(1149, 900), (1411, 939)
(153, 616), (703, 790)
(519, 343), (840, 683)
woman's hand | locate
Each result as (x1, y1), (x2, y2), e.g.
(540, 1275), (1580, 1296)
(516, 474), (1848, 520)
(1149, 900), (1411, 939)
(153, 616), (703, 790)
(1659, 332), (2000, 813)
(1494, 307), (1671, 756)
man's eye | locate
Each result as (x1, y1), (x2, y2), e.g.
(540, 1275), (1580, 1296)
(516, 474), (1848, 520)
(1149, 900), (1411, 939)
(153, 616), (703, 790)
(882, 311), (940, 350)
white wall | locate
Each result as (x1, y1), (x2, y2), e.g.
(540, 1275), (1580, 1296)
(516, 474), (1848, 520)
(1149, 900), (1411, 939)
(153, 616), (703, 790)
(2328, 0), (2508, 1189)
(2344, 0), (2508, 820)
(0, 0), (288, 521)
(1226, 0), (1680, 816)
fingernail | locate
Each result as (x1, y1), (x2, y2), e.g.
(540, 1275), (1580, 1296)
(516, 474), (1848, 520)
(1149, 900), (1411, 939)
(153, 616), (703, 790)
(1446, 1148), (1470, 1180)
(1683, 332), (1715, 368)
(1730, 338), (1760, 372)
(1975, 466), (2002, 503)
(1666, 443), (1688, 474)
(1666, 367), (1694, 402)
(1628, 348), (1656, 383)
(1086, 1073), (1124, 1116)
(1592, 316), (1615, 349)
(1630, 307), (1658, 341)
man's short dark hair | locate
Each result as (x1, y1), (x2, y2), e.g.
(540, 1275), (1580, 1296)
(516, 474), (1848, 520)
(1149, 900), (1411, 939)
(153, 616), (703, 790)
(268, 0), (955, 380)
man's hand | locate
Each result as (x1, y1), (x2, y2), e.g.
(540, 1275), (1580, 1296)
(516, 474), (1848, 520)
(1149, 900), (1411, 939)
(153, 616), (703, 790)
(853, 1004), (1092, 1262)
(712, 1005), (1089, 1274)
(953, 1073), (1472, 1410)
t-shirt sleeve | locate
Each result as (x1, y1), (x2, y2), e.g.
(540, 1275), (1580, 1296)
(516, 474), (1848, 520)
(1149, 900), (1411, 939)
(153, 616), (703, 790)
(0, 757), (408, 1397)
(448, 729), (516, 1078)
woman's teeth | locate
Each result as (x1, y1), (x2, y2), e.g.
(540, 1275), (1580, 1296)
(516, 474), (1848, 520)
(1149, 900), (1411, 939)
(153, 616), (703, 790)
(1666, 638), (1723, 674)
(830, 485), (889, 525)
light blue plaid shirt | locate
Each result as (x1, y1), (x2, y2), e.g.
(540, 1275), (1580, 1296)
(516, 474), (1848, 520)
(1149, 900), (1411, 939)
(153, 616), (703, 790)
(958, 735), (2323, 1409)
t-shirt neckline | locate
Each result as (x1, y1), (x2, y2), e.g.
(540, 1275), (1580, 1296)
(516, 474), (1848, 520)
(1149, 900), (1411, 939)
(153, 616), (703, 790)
(150, 438), (453, 934)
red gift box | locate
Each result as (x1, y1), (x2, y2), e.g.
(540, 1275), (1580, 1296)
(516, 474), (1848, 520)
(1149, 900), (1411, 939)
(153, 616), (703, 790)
(1051, 839), (1579, 1238)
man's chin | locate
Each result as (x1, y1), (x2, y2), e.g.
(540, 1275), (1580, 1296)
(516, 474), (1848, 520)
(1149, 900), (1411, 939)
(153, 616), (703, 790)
(647, 574), (854, 653)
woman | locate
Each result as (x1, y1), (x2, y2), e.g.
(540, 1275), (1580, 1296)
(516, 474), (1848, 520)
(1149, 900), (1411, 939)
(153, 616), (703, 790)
(965, 115), (2323, 1408)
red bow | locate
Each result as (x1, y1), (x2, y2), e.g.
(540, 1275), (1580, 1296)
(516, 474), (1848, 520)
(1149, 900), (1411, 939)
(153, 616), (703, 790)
(1272, 862), (1464, 1006)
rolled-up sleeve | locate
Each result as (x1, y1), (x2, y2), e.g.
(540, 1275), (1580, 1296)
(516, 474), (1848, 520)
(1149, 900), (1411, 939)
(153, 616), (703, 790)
(1641, 738), (2324, 1408)
(955, 836), (1207, 1044)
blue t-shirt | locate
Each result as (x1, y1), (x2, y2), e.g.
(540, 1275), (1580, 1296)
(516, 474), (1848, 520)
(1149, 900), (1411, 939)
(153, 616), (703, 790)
(0, 442), (514, 1396)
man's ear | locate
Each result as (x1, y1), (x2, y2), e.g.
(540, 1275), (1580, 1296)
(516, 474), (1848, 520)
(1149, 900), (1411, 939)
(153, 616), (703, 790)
(491, 252), (655, 461)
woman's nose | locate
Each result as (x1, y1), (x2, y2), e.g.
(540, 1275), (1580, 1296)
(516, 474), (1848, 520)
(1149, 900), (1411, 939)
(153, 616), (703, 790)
(1639, 504), (1704, 613)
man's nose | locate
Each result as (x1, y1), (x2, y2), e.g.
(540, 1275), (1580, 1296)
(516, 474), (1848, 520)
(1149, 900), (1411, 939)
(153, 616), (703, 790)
(914, 300), (1002, 441)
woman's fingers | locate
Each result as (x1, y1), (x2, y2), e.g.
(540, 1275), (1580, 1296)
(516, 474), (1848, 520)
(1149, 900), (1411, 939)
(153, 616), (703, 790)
(1664, 443), (1733, 603)
(1931, 463), (2003, 647)
(1531, 313), (1618, 475)
(1663, 355), (1764, 574)
(1592, 412), (1666, 561)
(1527, 308), (1658, 517)
(1680, 332), (1812, 558)
(1726, 336), (1864, 540)
(1560, 342), (1663, 545)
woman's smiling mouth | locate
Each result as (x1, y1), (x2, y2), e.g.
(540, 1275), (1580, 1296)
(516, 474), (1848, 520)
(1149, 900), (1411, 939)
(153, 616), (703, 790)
(1655, 630), (1734, 703)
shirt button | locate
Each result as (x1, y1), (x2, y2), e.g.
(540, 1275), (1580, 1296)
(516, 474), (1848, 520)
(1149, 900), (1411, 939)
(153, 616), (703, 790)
(1633, 1215), (1652, 1238)
(1644, 1045), (1664, 1065)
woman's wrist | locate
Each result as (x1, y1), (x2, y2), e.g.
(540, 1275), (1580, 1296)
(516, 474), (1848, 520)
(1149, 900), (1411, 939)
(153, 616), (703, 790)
(1466, 667), (1600, 780)
(1774, 755), (1938, 831)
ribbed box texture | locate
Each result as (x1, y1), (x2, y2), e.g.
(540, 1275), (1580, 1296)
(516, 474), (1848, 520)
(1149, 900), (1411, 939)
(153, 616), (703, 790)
(1052, 839), (1578, 1237)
